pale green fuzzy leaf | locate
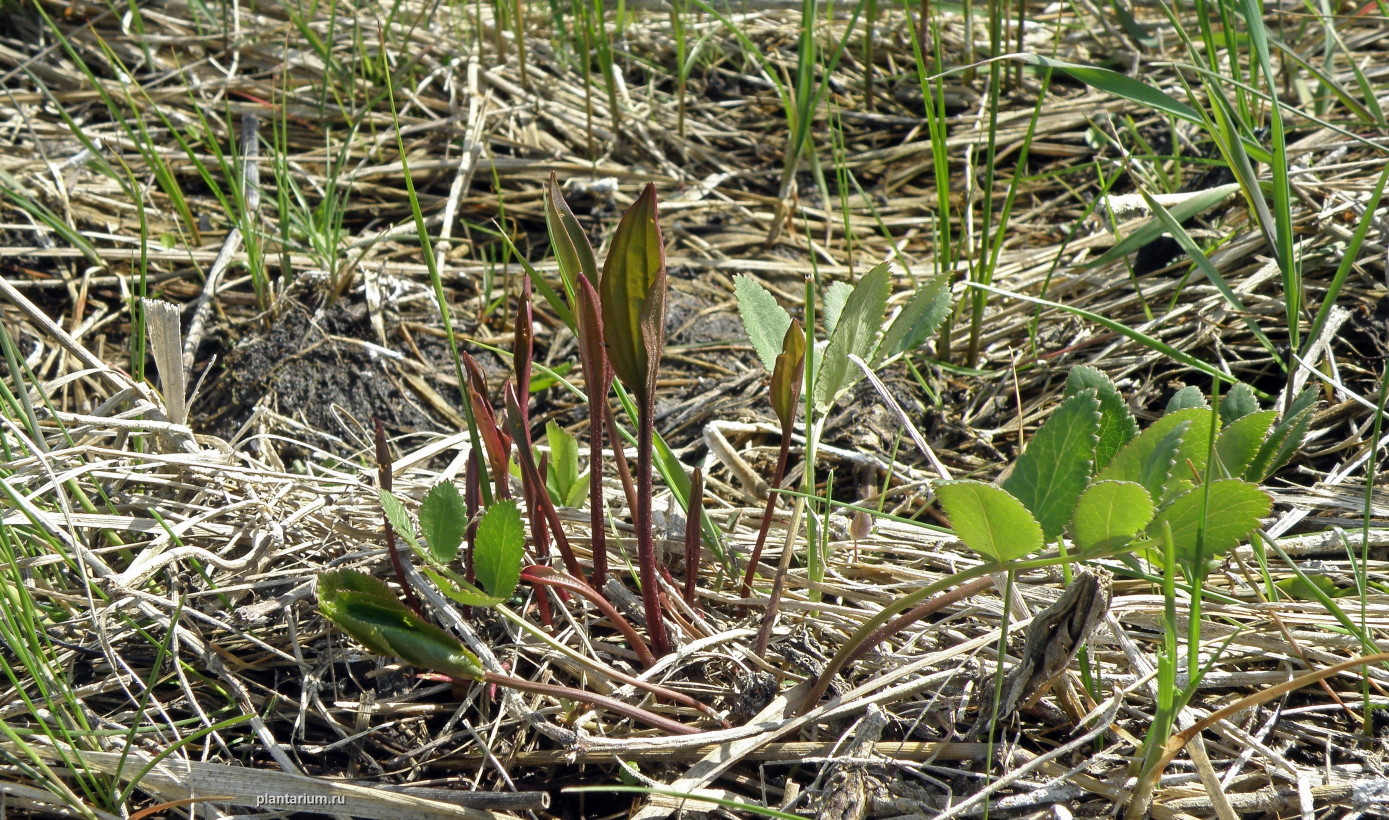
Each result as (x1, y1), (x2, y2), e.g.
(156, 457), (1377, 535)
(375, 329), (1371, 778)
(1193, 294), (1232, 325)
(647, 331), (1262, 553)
(822, 281), (853, 335)
(378, 489), (420, 551)
(734, 274), (792, 371)
(813, 263), (891, 410)
(878, 272), (953, 360)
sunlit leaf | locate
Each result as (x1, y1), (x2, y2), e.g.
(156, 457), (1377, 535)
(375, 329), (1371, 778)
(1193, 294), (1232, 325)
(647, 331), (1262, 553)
(1064, 365), (1137, 471)
(1213, 410), (1276, 479)
(822, 281), (853, 335)
(936, 480), (1044, 562)
(546, 172), (597, 304)
(878, 272), (953, 360)
(378, 489), (420, 552)
(814, 262), (891, 411)
(1152, 479), (1271, 572)
(474, 499), (525, 600)
(1220, 383), (1261, 425)
(600, 184), (667, 404)
(1070, 480), (1153, 553)
(770, 319), (806, 433)
(1165, 385), (1208, 413)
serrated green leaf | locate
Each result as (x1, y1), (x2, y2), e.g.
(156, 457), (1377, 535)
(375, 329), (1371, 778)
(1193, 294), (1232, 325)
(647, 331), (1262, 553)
(1214, 410), (1276, 479)
(936, 480), (1044, 562)
(1165, 385), (1208, 413)
(770, 320), (806, 433)
(822, 281), (853, 335)
(318, 569), (484, 681)
(1070, 480), (1154, 553)
(546, 172), (597, 304)
(813, 263), (891, 411)
(545, 420), (582, 507)
(420, 482), (467, 564)
(1064, 365), (1137, 471)
(1097, 408), (1213, 502)
(600, 184), (667, 404)
(1220, 383), (1261, 425)
(734, 274), (793, 372)
(1152, 479), (1271, 573)
(878, 272), (953, 360)
(378, 489), (420, 551)
(423, 566), (505, 607)
(474, 500), (525, 600)
(1246, 398), (1316, 482)
(1002, 390), (1101, 542)
(738, 275), (794, 372)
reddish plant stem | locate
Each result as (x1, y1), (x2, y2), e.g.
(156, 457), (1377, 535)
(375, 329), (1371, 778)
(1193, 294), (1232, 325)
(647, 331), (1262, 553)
(740, 432), (793, 599)
(635, 397), (671, 656)
(683, 467), (704, 610)
(522, 565), (655, 668)
(480, 673), (698, 735)
(374, 419), (422, 617)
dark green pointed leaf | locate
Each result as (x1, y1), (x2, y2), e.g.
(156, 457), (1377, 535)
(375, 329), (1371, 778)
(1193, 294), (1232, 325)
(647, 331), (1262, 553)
(1002, 390), (1101, 542)
(878, 272), (953, 360)
(1070, 480), (1154, 553)
(474, 499), (525, 600)
(318, 569), (484, 681)
(770, 319), (806, 433)
(936, 480), (1044, 562)
(1165, 386), (1208, 413)
(1220, 383), (1261, 425)
(822, 281), (853, 335)
(546, 172), (597, 304)
(600, 184), (667, 404)
(420, 482), (467, 564)
(814, 263), (891, 411)
(1152, 479), (1271, 573)
(1065, 365), (1137, 471)
(378, 489), (420, 551)
(1246, 397), (1316, 482)
(734, 274), (792, 372)
(1214, 410), (1276, 479)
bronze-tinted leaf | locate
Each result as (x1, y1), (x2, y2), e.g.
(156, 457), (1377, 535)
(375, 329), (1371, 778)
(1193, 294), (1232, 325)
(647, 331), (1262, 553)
(599, 184), (666, 404)
(546, 172), (598, 304)
(770, 319), (805, 433)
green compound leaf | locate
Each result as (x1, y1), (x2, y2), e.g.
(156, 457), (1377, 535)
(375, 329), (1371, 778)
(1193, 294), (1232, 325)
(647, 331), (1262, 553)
(419, 481), (467, 564)
(1065, 365), (1137, 471)
(734, 274), (792, 372)
(814, 262), (891, 411)
(878, 272), (953, 360)
(1213, 410), (1276, 479)
(1002, 390), (1100, 542)
(1220, 383), (1261, 425)
(1070, 480), (1154, 553)
(473, 500), (525, 600)
(318, 569), (484, 681)
(1152, 479), (1271, 574)
(936, 480), (1044, 562)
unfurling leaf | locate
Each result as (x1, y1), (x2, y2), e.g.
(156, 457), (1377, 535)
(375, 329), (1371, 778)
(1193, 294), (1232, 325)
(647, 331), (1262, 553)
(600, 184), (668, 404)
(936, 480), (1044, 562)
(1002, 390), (1100, 542)
(734, 274), (792, 372)
(770, 320), (806, 433)
(1070, 480), (1153, 553)
(419, 481), (467, 564)
(318, 569), (484, 681)
(545, 172), (597, 305)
